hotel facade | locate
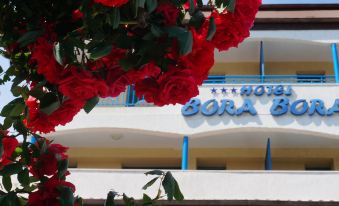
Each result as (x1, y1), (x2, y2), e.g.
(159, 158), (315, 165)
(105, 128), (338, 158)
(48, 3), (339, 206)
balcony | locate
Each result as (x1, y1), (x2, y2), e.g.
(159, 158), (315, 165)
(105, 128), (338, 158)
(97, 75), (336, 107)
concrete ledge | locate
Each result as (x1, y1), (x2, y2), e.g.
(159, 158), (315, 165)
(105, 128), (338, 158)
(69, 169), (339, 202)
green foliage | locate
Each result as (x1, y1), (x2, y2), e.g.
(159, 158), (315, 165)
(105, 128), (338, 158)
(84, 96), (100, 113)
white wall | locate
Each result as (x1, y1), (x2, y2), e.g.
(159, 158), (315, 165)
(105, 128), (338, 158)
(56, 84), (339, 138)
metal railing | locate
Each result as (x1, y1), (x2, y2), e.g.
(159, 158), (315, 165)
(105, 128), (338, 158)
(98, 75), (337, 107)
(204, 75), (336, 84)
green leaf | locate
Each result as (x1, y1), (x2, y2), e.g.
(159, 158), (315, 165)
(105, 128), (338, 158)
(2, 175), (12, 192)
(17, 169), (30, 187)
(226, 0), (236, 12)
(207, 17), (216, 41)
(58, 159), (69, 178)
(162, 172), (175, 201)
(29, 88), (45, 99)
(17, 30), (44, 47)
(166, 27), (193, 55)
(142, 194), (152, 206)
(188, 0), (195, 15)
(53, 42), (65, 66)
(137, 0), (146, 8)
(145, 170), (164, 176)
(3, 117), (13, 130)
(59, 186), (75, 206)
(89, 45), (112, 60)
(1, 193), (20, 206)
(0, 98), (25, 117)
(39, 93), (60, 115)
(189, 10), (205, 30)
(105, 191), (116, 206)
(142, 177), (159, 190)
(146, 0), (157, 12)
(9, 103), (25, 117)
(0, 141), (3, 159)
(173, 179), (184, 201)
(123, 194), (135, 206)
(84, 96), (99, 113)
(0, 163), (23, 176)
(111, 8), (120, 29)
(150, 25), (164, 37)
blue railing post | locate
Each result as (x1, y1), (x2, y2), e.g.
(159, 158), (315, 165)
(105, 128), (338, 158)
(181, 136), (189, 170)
(260, 41), (265, 83)
(331, 43), (339, 83)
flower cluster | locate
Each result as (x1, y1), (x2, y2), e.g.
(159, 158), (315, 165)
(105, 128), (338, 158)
(0, 133), (80, 205)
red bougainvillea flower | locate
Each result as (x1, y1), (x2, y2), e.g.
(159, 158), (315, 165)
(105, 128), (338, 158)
(31, 37), (63, 84)
(24, 97), (56, 134)
(72, 9), (84, 21)
(30, 143), (68, 178)
(48, 99), (85, 126)
(135, 78), (160, 105)
(207, 0), (261, 51)
(136, 67), (199, 106)
(179, 28), (215, 85)
(58, 67), (109, 100)
(28, 176), (76, 206)
(94, 0), (129, 7)
(0, 136), (19, 167)
(24, 96), (84, 134)
(157, 68), (199, 105)
(156, 3), (179, 26)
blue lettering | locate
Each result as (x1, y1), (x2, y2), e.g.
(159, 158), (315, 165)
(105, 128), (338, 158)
(201, 99), (219, 116)
(291, 99), (308, 116)
(309, 99), (326, 116)
(240, 86), (253, 96)
(182, 99), (200, 116)
(271, 97), (289, 116)
(327, 99), (339, 116)
(218, 99), (236, 116)
(266, 86), (273, 96)
(236, 99), (257, 116)
(284, 85), (293, 96)
(254, 85), (265, 96)
(273, 85), (284, 96)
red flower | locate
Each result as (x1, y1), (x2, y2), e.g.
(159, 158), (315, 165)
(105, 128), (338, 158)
(0, 137), (19, 167)
(94, 0), (129, 7)
(72, 9), (84, 21)
(157, 68), (199, 105)
(24, 97), (56, 134)
(24, 96), (84, 134)
(58, 67), (109, 100)
(28, 176), (76, 206)
(183, 0), (197, 10)
(136, 67), (199, 106)
(135, 78), (160, 105)
(31, 37), (63, 83)
(156, 3), (179, 26)
(48, 99), (85, 126)
(179, 29), (215, 85)
(30, 143), (68, 178)
(207, 0), (261, 51)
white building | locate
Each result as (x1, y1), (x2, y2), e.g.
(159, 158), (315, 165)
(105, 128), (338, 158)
(48, 3), (339, 206)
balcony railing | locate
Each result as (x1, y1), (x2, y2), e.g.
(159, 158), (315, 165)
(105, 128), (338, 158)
(98, 75), (337, 107)
(204, 75), (336, 84)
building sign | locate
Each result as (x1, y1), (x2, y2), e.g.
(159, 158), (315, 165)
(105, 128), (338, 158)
(181, 85), (339, 117)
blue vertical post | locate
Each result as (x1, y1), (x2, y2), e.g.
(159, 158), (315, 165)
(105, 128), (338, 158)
(331, 43), (339, 83)
(181, 136), (189, 170)
(260, 41), (265, 83)
(265, 138), (272, 170)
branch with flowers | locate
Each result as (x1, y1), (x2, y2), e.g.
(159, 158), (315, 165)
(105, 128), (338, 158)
(0, 0), (261, 205)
